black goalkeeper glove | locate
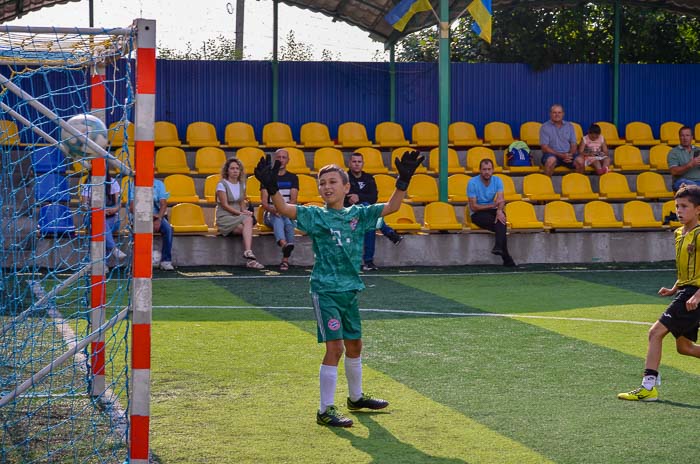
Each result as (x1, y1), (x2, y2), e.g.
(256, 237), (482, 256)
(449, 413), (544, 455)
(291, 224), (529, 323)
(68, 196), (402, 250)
(254, 154), (281, 196)
(394, 150), (425, 191)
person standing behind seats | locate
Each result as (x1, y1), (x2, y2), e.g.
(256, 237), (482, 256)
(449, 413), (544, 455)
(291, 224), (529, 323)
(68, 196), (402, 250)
(260, 149), (298, 271)
(215, 157), (264, 269)
(668, 126), (700, 191)
(467, 159), (516, 267)
(344, 152), (403, 272)
(539, 104), (584, 176)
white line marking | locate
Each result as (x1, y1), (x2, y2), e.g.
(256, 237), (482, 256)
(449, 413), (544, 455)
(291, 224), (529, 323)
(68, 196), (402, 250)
(152, 305), (653, 326)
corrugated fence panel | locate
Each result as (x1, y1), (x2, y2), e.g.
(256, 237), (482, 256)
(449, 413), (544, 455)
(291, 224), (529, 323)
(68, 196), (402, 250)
(620, 64), (700, 138)
(279, 61), (390, 141)
(395, 62), (439, 137)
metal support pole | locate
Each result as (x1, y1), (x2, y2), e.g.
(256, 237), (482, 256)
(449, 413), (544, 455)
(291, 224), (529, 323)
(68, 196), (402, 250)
(437, 1), (450, 202)
(612, 0), (620, 127)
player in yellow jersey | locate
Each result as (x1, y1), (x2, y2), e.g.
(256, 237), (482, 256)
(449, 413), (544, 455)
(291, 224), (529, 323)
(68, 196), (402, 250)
(618, 184), (700, 401)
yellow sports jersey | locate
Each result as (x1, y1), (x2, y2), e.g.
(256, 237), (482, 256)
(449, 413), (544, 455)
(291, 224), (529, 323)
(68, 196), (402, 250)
(675, 225), (700, 287)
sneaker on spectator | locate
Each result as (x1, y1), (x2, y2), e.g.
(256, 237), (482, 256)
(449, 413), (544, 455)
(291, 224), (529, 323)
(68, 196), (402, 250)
(362, 261), (378, 271)
(384, 230), (403, 245)
(113, 248), (127, 260)
(160, 261), (174, 271)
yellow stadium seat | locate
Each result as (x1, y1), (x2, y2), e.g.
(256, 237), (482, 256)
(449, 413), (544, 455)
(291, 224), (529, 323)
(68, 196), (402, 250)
(519, 121), (542, 147)
(314, 147), (346, 172)
(375, 174), (395, 202)
(599, 172), (638, 200)
(494, 173), (522, 201)
(483, 121), (515, 147)
(625, 122), (660, 146)
(662, 199), (681, 228)
(695, 123), (700, 143)
(120, 177), (133, 205)
(463, 209), (481, 230)
(255, 206), (272, 233)
(623, 200), (662, 228)
(649, 144), (671, 171)
(406, 174), (438, 203)
(111, 147), (134, 175)
(429, 147), (463, 174)
(263, 122), (296, 148)
(613, 145), (650, 171)
(561, 173), (599, 201)
(203, 174), (219, 203)
(583, 200), (623, 228)
(247, 175), (261, 204)
(154, 121), (182, 147)
(390, 147), (427, 174)
(224, 122), (259, 148)
(353, 147), (388, 174)
(523, 173), (561, 202)
(337, 122), (372, 147)
(505, 201), (544, 229)
(170, 203), (211, 233)
(660, 121), (684, 145)
(571, 122), (583, 144)
(0, 119), (21, 146)
(636, 171), (673, 200)
(300, 122), (334, 148)
(164, 174), (201, 203)
(448, 174), (470, 202)
(107, 120), (133, 148)
(155, 147), (191, 174)
(194, 147), (226, 174)
(423, 201), (462, 231)
(544, 200), (583, 229)
(285, 146), (311, 174)
(595, 121), (626, 146)
(465, 147), (503, 174)
(383, 203), (422, 232)
(236, 147), (265, 174)
(412, 122), (439, 147)
(297, 174), (322, 203)
(448, 122), (482, 147)
(186, 121), (220, 147)
(375, 122), (410, 147)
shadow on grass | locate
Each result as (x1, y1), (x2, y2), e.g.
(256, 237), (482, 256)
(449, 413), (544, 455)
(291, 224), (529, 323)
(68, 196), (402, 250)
(328, 412), (468, 464)
(656, 399), (700, 409)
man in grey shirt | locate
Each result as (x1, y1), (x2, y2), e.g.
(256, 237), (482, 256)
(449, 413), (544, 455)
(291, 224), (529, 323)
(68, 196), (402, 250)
(539, 104), (584, 176)
(668, 126), (700, 191)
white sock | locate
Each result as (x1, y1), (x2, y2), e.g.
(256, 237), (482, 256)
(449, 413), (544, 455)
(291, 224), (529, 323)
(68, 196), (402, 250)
(345, 356), (363, 402)
(319, 364), (338, 413)
(642, 374), (657, 390)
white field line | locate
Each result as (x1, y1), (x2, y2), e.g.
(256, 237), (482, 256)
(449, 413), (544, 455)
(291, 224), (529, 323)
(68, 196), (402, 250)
(152, 305), (653, 326)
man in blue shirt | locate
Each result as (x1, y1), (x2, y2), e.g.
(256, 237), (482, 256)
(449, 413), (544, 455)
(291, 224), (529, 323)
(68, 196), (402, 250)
(539, 104), (583, 176)
(467, 159), (515, 267)
(129, 178), (174, 270)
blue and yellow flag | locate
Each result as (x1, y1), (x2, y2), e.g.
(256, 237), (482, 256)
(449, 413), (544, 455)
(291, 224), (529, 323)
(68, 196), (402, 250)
(385, 0), (433, 32)
(467, 0), (492, 43)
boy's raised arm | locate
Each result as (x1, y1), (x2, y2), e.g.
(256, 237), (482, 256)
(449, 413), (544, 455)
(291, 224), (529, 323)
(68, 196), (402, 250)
(255, 155), (297, 220)
(382, 150), (425, 217)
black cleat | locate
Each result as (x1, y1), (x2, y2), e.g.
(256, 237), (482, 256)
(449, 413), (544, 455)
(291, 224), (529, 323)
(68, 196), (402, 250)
(384, 230), (403, 245)
(317, 406), (353, 427)
(347, 394), (389, 411)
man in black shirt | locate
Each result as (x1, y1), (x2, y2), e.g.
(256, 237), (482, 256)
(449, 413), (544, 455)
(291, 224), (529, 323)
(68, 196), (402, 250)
(344, 152), (402, 271)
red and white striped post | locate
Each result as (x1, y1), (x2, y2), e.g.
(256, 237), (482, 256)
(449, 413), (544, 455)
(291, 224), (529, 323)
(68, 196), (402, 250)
(90, 62), (107, 396)
(130, 18), (156, 464)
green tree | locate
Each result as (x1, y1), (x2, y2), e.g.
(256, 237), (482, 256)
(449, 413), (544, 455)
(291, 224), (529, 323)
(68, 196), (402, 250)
(396, 3), (700, 69)
(158, 35), (243, 60)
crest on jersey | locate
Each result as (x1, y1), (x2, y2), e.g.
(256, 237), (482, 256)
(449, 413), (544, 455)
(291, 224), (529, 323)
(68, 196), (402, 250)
(350, 218), (358, 231)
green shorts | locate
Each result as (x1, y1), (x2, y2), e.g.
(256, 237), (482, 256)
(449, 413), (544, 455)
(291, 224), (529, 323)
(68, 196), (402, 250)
(312, 291), (362, 343)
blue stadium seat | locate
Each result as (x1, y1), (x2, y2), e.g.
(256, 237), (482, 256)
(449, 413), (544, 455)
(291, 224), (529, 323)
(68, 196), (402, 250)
(31, 146), (66, 174)
(35, 173), (70, 203)
(38, 204), (75, 236)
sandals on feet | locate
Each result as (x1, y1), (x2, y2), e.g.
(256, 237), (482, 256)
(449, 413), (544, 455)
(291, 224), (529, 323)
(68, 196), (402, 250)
(280, 261), (289, 271)
(243, 250), (265, 269)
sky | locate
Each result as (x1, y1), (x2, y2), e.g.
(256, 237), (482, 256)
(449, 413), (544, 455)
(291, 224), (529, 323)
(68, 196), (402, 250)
(4, 0), (388, 61)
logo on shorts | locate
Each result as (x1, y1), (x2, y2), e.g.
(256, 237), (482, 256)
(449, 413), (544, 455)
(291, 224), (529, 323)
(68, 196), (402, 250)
(328, 318), (341, 331)
(350, 218), (358, 231)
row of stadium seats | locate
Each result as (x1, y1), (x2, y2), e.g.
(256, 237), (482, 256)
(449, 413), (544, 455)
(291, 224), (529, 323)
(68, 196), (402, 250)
(102, 120), (700, 150)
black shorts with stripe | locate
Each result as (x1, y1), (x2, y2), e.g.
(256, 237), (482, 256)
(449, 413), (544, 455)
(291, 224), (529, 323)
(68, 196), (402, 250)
(659, 286), (700, 341)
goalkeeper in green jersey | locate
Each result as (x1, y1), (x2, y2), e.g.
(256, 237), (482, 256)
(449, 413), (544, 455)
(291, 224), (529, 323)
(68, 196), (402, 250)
(255, 150), (424, 427)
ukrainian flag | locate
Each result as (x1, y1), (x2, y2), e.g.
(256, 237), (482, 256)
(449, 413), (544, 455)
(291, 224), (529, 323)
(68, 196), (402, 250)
(385, 0), (433, 32)
(467, 0), (492, 43)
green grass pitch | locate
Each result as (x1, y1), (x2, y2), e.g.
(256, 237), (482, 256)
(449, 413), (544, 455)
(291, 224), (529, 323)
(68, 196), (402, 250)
(148, 264), (700, 464)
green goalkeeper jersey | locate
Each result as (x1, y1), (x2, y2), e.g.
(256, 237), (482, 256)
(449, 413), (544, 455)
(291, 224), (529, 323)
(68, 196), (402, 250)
(296, 203), (384, 293)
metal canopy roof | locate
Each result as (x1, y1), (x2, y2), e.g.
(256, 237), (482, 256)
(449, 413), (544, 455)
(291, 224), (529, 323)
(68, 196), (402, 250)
(0, 0), (79, 23)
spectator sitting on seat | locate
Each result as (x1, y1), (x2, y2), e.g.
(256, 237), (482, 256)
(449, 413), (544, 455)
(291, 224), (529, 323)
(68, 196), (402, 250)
(344, 152), (402, 272)
(578, 124), (610, 175)
(539, 104), (584, 176)
(81, 170), (127, 265)
(216, 157), (264, 269)
(668, 126), (700, 191)
(260, 149), (298, 271)
(467, 158), (515, 267)
(129, 177), (174, 271)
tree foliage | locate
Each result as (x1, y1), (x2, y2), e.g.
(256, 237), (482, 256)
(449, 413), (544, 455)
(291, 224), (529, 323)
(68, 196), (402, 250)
(396, 3), (700, 68)
(158, 35), (243, 60)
